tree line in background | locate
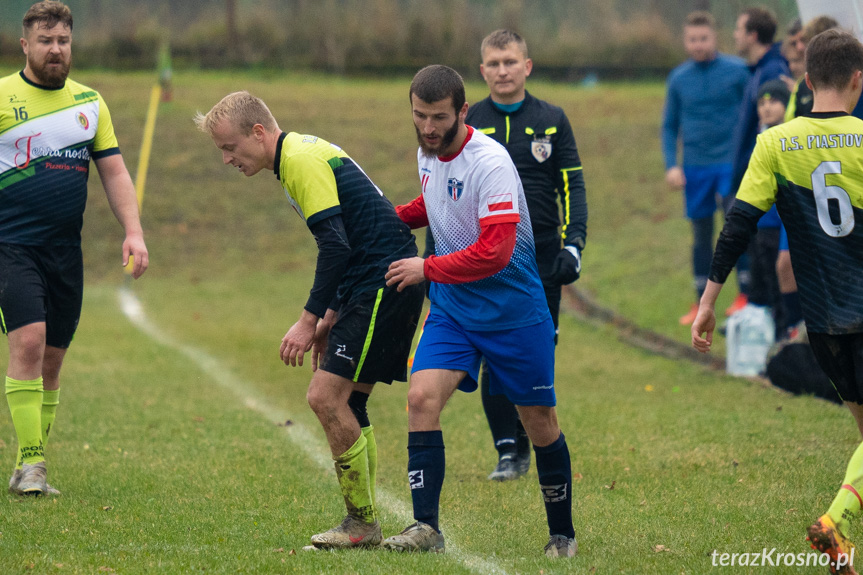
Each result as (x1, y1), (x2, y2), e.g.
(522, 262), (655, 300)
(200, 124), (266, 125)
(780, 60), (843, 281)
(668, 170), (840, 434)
(0, 0), (799, 79)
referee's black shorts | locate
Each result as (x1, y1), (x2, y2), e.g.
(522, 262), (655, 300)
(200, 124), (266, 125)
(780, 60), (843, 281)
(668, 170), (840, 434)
(808, 331), (863, 404)
(320, 282), (424, 385)
(0, 243), (83, 348)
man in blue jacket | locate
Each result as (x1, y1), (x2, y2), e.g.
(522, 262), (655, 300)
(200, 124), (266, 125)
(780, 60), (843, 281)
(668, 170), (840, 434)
(731, 6), (789, 192)
(661, 11), (750, 324)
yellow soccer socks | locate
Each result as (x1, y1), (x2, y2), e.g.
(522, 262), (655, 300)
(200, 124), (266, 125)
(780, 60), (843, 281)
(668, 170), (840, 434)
(334, 432), (376, 524)
(41, 389), (60, 449)
(362, 425), (377, 508)
(827, 441), (863, 536)
(6, 376), (45, 468)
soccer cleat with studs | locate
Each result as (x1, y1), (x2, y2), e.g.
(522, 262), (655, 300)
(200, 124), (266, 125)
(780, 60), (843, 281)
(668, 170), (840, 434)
(14, 461), (48, 496)
(9, 465), (60, 496)
(544, 534), (578, 558)
(382, 521), (445, 553)
(309, 515), (382, 549)
(488, 454), (521, 481)
(807, 515), (857, 575)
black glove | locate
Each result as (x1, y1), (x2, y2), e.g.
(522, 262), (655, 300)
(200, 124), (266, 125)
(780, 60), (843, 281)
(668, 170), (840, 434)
(550, 246), (581, 285)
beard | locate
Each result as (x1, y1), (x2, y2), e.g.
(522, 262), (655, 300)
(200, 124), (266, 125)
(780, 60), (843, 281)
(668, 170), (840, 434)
(28, 53), (71, 88)
(416, 116), (460, 158)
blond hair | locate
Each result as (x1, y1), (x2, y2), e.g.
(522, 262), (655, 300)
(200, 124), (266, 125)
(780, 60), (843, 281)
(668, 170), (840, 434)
(480, 29), (528, 60)
(193, 91), (277, 136)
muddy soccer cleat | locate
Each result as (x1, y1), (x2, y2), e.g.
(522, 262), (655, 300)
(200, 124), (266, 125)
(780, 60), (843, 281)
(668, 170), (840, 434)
(16, 461), (48, 496)
(8, 467), (22, 494)
(807, 515), (857, 574)
(382, 521), (445, 553)
(545, 534), (577, 558)
(309, 515), (382, 549)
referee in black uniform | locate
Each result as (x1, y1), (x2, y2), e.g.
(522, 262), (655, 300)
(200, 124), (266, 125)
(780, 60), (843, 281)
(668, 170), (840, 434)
(426, 29), (588, 480)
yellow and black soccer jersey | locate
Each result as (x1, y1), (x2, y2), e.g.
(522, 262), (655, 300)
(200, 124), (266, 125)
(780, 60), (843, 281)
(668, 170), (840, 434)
(273, 132), (417, 307)
(711, 112), (863, 334)
(0, 71), (120, 246)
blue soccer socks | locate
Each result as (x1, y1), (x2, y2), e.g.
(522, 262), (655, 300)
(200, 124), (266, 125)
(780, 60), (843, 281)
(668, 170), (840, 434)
(535, 432), (575, 539)
(408, 430), (445, 532)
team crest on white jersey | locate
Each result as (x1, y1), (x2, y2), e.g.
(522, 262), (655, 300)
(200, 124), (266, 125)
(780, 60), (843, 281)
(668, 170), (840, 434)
(447, 178), (464, 201)
(531, 139), (552, 163)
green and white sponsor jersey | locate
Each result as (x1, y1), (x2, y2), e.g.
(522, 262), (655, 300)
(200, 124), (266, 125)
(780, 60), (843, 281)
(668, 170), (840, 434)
(0, 71), (120, 246)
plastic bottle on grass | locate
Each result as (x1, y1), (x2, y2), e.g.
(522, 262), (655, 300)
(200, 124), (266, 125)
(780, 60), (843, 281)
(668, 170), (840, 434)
(726, 304), (775, 376)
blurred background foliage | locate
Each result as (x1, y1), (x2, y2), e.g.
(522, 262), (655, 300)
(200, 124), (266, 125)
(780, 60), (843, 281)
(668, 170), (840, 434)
(0, 0), (799, 80)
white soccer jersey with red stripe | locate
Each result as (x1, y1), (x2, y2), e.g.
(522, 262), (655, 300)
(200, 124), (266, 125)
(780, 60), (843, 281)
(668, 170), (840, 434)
(419, 127), (550, 331)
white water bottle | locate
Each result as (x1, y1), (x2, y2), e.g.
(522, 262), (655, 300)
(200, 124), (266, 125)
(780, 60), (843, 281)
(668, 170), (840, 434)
(726, 304), (775, 376)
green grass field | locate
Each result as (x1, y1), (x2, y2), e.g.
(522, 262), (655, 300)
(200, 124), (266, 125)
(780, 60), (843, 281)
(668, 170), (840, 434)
(0, 70), (857, 574)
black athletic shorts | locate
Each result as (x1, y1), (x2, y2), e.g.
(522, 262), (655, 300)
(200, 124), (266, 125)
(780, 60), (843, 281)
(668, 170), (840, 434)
(808, 331), (863, 404)
(320, 282), (424, 384)
(0, 243), (83, 348)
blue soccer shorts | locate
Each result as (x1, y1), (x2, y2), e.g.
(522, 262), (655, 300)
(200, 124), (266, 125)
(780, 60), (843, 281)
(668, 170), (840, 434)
(779, 223), (789, 252)
(411, 310), (557, 406)
(682, 163), (733, 220)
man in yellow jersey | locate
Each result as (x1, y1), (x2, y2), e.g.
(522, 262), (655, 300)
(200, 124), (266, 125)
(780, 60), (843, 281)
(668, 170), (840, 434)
(1, 1), (149, 497)
(195, 91), (423, 549)
(692, 29), (863, 575)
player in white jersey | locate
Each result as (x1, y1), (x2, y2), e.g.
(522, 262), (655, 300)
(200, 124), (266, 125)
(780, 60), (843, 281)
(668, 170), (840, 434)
(382, 64), (576, 558)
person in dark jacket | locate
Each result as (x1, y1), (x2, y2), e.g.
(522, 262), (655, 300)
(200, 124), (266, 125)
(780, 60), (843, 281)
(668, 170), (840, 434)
(731, 6), (790, 193)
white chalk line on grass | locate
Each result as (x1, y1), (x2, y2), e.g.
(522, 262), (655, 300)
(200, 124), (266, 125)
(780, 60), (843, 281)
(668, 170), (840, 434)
(117, 286), (510, 575)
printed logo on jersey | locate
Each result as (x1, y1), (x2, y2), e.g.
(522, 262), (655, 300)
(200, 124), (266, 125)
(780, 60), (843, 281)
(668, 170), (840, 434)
(13, 132), (40, 169)
(487, 193), (513, 212)
(408, 470), (425, 489)
(76, 112), (89, 131)
(302, 135), (318, 144)
(541, 483), (568, 503)
(8, 94), (24, 104)
(531, 138), (552, 163)
(447, 178), (464, 201)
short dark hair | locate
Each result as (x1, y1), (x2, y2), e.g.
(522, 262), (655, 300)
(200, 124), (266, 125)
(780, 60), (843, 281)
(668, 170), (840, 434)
(801, 15), (840, 45)
(742, 7), (777, 45)
(23, 1), (72, 34)
(685, 11), (715, 29)
(409, 65), (466, 113)
(806, 29), (863, 91)
(786, 17), (802, 38)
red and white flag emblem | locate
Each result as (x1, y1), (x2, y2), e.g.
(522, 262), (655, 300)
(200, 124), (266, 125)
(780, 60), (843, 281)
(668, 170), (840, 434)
(487, 193), (513, 212)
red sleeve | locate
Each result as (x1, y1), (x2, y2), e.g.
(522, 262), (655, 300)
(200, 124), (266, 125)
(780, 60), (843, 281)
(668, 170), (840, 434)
(423, 222), (516, 284)
(395, 195), (429, 229)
